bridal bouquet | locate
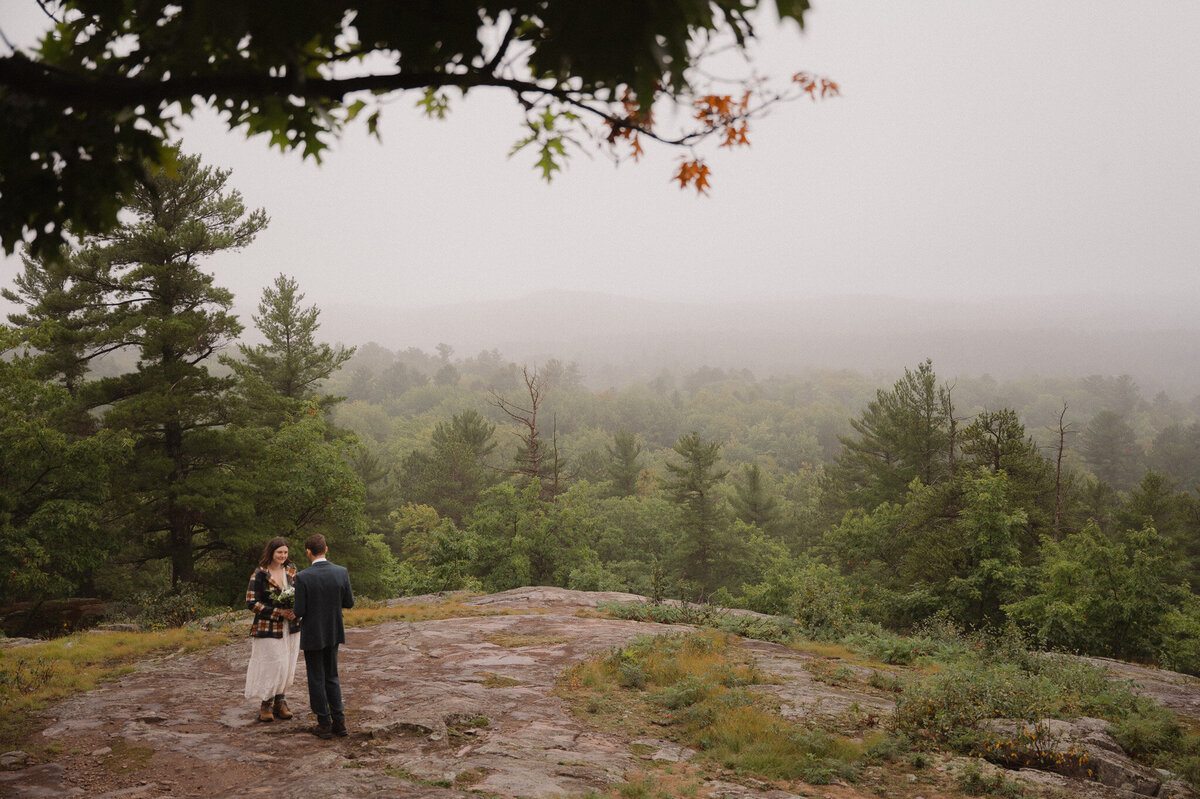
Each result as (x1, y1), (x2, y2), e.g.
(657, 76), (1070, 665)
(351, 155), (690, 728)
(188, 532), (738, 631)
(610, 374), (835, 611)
(269, 584), (295, 609)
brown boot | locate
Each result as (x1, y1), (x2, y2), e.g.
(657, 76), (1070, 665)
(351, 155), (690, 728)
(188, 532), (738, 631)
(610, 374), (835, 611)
(273, 698), (293, 720)
(258, 700), (274, 722)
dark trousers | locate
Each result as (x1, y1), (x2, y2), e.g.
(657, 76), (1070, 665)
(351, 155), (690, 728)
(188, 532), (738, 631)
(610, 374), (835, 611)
(303, 646), (344, 724)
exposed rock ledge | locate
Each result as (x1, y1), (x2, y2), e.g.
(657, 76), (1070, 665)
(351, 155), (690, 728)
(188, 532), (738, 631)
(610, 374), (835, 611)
(1, 587), (1197, 799)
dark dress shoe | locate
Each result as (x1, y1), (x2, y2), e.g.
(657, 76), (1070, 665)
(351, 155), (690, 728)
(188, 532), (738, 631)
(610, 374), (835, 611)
(313, 723), (334, 740)
(332, 719), (348, 737)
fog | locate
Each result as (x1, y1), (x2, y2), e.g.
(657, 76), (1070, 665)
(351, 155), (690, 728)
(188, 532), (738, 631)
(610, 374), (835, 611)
(3, 2), (1199, 394)
(312, 290), (1200, 395)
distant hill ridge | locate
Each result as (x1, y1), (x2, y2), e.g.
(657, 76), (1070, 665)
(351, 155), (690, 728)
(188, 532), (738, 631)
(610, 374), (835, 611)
(298, 291), (1200, 394)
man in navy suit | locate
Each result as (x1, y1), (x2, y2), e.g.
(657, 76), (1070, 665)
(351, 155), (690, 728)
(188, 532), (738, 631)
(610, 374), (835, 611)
(293, 533), (354, 739)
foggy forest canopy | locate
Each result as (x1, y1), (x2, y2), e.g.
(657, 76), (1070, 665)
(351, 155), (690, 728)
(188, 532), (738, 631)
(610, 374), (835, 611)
(4, 154), (1200, 679)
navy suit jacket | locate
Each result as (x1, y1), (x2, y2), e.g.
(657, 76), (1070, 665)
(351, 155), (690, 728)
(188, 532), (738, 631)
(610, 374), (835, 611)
(294, 559), (354, 651)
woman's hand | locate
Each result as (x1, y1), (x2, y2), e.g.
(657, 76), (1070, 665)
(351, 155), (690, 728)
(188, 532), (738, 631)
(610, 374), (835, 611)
(279, 609), (295, 621)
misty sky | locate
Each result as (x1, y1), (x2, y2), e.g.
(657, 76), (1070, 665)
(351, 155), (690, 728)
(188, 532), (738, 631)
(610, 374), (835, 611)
(3, 2), (1199, 318)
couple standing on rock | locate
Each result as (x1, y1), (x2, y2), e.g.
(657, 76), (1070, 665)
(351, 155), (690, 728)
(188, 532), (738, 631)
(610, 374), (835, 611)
(244, 533), (355, 740)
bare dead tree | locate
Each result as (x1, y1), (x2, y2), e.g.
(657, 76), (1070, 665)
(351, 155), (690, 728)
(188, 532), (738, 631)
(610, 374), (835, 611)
(489, 366), (569, 500)
(490, 366), (544, 479)
(1051, 401), (1074, 536)
(941, 380), (961, 480)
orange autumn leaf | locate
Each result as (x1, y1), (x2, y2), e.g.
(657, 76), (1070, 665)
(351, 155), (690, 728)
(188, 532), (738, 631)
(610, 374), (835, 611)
(793, 72), (840, 101)
(720, 122), (749, 148)
(674, 158), (711, 195)
(628, 134), (644, 161)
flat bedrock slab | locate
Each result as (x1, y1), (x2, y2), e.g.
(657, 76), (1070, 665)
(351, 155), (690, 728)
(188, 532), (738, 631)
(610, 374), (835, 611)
(6, 587), (1200, 799)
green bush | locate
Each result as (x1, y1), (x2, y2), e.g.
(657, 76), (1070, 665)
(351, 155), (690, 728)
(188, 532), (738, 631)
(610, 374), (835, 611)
(745, 559), (864, 640)
(122, 583), (212, 629)
(1111, 710), (1183, 760)
(895, 662), (1059, 748)
(1156, 600), (1200, 677)
(1005, 523), (1189, 664)
(955, 763), (1026, 797)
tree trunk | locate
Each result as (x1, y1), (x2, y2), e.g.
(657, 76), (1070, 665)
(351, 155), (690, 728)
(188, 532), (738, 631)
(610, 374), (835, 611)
(1053, 402), (1069, 538)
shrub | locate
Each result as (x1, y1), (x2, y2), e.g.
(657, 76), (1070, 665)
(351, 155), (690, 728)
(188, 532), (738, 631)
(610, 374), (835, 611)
(736, 558), (865, 636)
(895, 662), (1060, 749)
(0, 656), (56, 702)
(1111, 710), (1183, 760)
(955, 763), (1027, 797)
(122, 583), (211, 629)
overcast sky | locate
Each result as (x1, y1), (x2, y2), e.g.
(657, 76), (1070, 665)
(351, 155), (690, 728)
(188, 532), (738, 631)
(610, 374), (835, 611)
(3, 2), (1199, 317)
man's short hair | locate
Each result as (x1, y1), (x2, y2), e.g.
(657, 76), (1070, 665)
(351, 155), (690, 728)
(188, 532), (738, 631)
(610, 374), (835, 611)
(305, 533), (328, 556)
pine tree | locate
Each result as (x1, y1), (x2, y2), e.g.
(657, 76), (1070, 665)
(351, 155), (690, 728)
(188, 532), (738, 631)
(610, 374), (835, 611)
(401, 410), (500, 523)
(228, 274), (354, 421)
(730, 463), (780, 532)
(31, 153), (268, 586)
(823, 359), (952, 513)
(1079, 410), (1143, 489)
(663, 432), (729, 598)
(603, 431), (644, 498)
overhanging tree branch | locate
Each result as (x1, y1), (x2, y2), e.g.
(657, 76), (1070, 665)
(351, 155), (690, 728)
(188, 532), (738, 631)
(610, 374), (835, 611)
(0, 1), (834, 255)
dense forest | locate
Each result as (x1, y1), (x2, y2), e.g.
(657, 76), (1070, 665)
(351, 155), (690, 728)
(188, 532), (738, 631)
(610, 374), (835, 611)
(4, 155), (1200, 677)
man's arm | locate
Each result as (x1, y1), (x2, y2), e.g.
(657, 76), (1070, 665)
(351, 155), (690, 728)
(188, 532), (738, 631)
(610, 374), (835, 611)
(293, 574), (308, 619)
(342, 570), (354, 610)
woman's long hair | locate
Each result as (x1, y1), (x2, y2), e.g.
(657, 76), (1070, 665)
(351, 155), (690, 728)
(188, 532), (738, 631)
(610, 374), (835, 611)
(257, 536), (293, 569)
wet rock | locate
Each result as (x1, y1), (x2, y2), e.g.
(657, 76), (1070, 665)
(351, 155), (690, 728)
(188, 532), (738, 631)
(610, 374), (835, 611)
(7, 587), (1200, 799)
(630, 737), (696, 762)
(0, 761), (84, 797)
(0, 750), (27, 767)
(704, 780), (807, 798)
(1073, 655), (1200, 722)
(1163, 781), (1200, 799)
(981, 717), (1162, 795)
(0, 598), (110, 637)
(0, 637), (41, 650)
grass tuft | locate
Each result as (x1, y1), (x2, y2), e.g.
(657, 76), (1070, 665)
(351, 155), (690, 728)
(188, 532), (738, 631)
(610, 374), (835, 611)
(561, 630), (862, 784)
(484, 632), (570, 648)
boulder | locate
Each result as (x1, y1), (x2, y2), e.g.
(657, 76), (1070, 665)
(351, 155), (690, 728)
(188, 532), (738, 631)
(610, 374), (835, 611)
(981, 717), (1163, 796)
(0, 598), (109, 638)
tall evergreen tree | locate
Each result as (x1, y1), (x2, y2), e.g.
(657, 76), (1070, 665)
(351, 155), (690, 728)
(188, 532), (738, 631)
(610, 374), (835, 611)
(730, 463), (781, 532)
(663, 432), (729, 597)
(1148, 422), (1200, 490)
(227, 274), (354, 421)
(18, 153), (269, 586)
(400, 410), (499, 524)
(823, 359), (952, 513)
(959, 408), (1056, 547)
(603, 430), (644, 498)
(1079, 410), (1142, 490)
(3, 255), (102, 397)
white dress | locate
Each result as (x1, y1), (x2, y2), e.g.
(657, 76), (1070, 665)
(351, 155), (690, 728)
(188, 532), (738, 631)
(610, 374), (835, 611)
(243, 573), (302, 701)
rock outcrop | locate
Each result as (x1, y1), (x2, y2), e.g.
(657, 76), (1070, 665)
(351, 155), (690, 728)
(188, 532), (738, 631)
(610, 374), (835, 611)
(980, 716), (1198, 797)
(1, 587), (1197, 799)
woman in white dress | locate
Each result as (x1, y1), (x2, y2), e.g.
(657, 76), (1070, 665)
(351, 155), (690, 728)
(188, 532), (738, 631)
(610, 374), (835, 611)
(244, 537), (301, 722)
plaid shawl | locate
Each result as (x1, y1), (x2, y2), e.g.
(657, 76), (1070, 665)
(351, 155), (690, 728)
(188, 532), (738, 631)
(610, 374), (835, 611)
(246, 564), (301, 638)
